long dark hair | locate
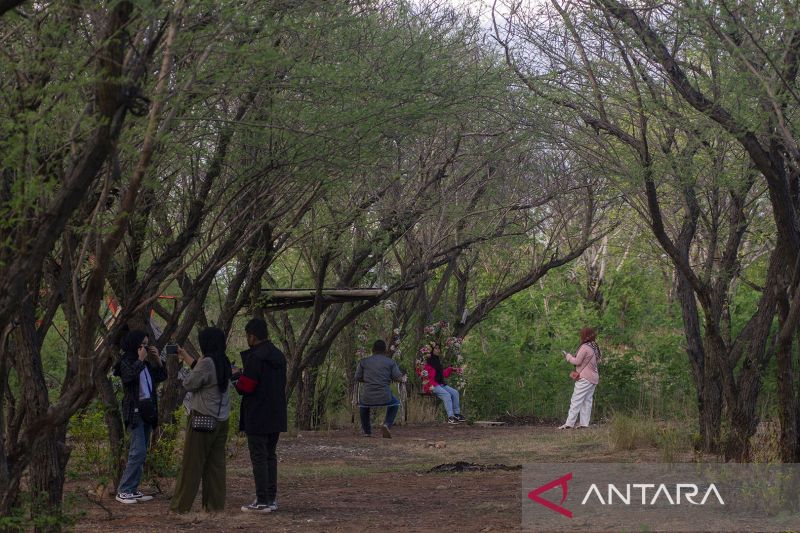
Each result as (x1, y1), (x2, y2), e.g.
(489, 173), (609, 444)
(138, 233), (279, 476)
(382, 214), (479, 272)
(198, 327), (231, 392)
(427, 343), (446, 386)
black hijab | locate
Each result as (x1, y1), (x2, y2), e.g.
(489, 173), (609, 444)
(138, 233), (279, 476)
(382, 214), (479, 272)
(198, 327), (231, 392)
(113, 329), (147, 377)
(121, 330), (148, 360)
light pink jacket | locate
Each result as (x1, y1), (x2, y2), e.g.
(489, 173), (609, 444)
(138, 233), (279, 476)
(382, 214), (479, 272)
(566, 343), (600, 384)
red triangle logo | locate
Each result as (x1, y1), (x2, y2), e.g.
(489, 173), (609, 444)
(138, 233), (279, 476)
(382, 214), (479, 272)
(528, 472), (573, 518)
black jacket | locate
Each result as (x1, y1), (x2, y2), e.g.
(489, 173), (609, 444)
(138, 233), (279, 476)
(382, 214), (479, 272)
(236, 340), (287, 434)
(116, 355), (167, 428)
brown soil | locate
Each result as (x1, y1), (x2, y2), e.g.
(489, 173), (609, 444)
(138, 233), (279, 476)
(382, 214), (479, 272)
(70, 422), (672, 532)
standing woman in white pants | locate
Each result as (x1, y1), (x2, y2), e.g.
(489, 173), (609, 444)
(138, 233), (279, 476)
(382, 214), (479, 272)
(559, 327), (601, 429)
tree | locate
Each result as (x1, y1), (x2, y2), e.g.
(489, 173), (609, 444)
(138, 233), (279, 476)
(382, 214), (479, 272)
(494, 0), (797, 459)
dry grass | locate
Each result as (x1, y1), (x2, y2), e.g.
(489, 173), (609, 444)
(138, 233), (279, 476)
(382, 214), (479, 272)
(749, 419), (783, 463)
(304, 423), (680, 467)
(607, 413), (694, 462)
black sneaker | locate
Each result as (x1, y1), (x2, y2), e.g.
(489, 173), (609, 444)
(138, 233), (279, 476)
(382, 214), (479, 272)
(447, 416), (458, 424)
(241, 500), (271, 513)
(130, 491), (153, 502)
(455, 414), (466, 422)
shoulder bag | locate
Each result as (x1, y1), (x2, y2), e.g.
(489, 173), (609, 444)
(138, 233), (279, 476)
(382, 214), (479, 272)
(190, 390), (223, 432)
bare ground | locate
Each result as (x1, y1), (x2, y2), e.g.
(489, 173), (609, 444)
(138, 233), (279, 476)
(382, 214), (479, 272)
(71, 423), (679, 532)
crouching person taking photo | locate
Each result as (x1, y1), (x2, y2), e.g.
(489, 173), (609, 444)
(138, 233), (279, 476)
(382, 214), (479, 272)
(170, 327), (232, 513)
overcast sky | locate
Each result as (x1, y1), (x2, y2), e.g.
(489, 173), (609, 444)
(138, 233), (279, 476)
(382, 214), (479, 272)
(432, 0), (520, 29)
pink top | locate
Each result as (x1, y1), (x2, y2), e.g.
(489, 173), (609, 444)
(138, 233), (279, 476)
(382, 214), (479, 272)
(416, 364), (457, 394)
(566, 343), (600, 384)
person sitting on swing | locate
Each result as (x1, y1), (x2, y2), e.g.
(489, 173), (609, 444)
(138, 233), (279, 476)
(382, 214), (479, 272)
(354, 339), (404, 438)
(417, 341), (466, 424)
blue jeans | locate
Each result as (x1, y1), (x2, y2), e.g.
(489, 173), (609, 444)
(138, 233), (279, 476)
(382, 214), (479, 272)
(118, 420), (152, 494)
(359, 395), (400, 435)
(431, 385), (461, 418)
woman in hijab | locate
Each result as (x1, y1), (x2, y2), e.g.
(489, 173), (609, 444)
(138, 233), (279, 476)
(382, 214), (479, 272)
(558, 327), (601, 429)
(115, 329), (167, 504)
(170, 327), (232, 513)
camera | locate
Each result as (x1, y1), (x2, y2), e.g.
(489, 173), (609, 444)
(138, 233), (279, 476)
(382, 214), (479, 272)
(165, 343), (179, 355)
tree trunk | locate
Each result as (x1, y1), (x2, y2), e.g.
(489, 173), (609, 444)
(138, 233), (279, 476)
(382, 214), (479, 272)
(295, 367), (322, 430)
(676, 271), (721, 452)
(0, 324), (18, 515)
(724, 393), (760, 462)
(29, 428), (70, 533)
(776, 314), (799, 461)
(697, 377), (723, 454)
(10, 304), (69, 530)
(157, 356), (186, 427)
(585, 236), (607, 310)
(95, 373), (125, 485)
(719, 318), (775, 461)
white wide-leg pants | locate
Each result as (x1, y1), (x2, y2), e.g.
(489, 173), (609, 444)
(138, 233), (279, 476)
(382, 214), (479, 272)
(564, 378), (597, 427)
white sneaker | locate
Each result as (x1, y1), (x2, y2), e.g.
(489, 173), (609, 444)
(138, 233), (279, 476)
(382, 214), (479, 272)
(557, 424), (573, 430)
(116, 493), (138, 504)
(241, 500), (271, 513)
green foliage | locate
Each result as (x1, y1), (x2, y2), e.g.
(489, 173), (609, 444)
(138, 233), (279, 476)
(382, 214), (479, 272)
(145, 410), (185, 482)
(226, 390), (242, 439)
(67, 402), (117, 484)
(0, 493), (82, 532)
(460, 258), (694, 421)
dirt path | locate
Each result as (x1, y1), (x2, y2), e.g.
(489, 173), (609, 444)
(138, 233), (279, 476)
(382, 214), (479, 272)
(71, 423), (663, 532)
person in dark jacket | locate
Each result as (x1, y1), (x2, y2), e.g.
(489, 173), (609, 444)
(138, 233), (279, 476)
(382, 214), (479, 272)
(114, 329), (167, 504)
(234, 318), (287, 513)
(354, 339), (403, 438)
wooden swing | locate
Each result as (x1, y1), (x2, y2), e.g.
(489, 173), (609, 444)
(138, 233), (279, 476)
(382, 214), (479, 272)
(257, 288), (386, 312)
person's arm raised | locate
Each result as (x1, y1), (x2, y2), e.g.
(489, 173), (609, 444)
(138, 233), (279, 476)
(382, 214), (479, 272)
(565, 346), (586, 366)
(182, 356), (213, 392)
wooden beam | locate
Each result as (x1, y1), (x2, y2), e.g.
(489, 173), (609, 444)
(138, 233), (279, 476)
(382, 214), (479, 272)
(264, 288), (385, 299)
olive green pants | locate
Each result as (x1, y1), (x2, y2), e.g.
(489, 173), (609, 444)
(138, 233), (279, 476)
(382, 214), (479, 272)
(170, 417), (229, 513)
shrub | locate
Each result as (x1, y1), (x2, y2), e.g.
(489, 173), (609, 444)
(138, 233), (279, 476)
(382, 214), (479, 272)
(144, 409), (185, 488)
(67, 401), (116, 485)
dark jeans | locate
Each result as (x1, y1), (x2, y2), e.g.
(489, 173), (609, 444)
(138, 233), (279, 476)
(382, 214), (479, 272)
(247, 433), (280, 504)
(359, 394), (400, 435)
